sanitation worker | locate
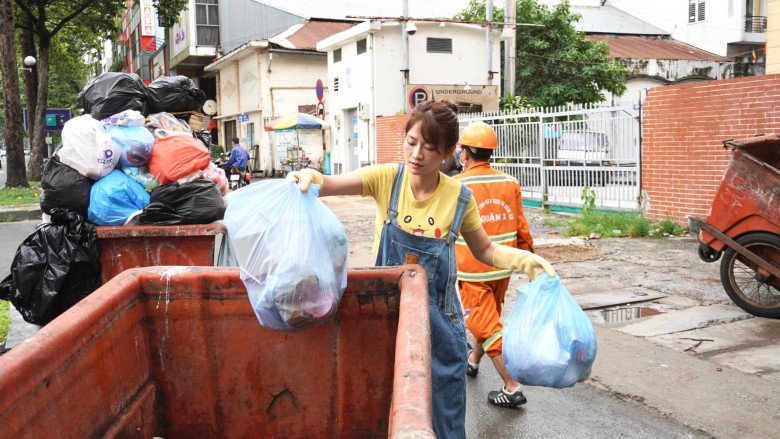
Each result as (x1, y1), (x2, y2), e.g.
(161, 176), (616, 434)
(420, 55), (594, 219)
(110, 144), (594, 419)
(287, 101), (556, 437)
(454, 121), (536, 408)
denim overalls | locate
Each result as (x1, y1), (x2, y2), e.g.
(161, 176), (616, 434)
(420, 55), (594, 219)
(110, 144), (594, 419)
(375, 164), (471, 439)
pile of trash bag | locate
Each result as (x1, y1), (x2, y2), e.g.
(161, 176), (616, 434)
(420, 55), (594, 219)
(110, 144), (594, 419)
(503, 273), (597, 389)
(221, 180), (348, 332)
(1, 73), (228, 327)
(40, 72), (229, 227)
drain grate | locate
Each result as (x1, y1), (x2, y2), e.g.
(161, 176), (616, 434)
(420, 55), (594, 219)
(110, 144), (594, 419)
(602, 306), (663, 323)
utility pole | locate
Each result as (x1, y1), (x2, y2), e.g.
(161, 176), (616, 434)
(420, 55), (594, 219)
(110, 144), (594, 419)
(504, 0), (516, 96)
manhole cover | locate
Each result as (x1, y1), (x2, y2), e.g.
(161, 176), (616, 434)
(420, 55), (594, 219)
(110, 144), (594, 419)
(602, 306), (664, 323)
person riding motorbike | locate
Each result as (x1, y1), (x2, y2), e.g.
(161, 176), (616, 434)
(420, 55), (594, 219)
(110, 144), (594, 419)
(223, 137), (250, 186)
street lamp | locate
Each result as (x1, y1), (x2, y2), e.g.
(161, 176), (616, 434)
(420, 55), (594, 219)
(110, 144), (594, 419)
(20, 56), (36, 72)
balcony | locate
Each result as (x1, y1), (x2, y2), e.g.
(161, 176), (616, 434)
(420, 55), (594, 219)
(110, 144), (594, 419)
(744, 15), (767, 33)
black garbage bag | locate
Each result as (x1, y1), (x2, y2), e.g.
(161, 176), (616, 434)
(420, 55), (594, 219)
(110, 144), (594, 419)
(40, 156), (93, 218)
(138, 179), (225, 225)
(7, 209), (101, 325)
(147, 75), (207, 114)
(77, 72), (148, 120)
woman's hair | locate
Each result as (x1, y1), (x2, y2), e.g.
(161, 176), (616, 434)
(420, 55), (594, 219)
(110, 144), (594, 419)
(405, 101), (459, 155)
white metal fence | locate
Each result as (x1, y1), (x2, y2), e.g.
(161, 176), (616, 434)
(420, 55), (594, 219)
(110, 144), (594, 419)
(459, 100), (642, 211)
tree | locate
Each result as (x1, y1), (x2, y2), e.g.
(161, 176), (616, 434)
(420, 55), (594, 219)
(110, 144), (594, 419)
(456, 0), (629, 107)
(0, 0), (27, 187)
(12, 0), (188, 182)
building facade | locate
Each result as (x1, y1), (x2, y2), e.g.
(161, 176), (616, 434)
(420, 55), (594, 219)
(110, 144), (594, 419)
(205, 19), (355, 175)
(609, 0), (767, 75)
(317, 20), (502, 174)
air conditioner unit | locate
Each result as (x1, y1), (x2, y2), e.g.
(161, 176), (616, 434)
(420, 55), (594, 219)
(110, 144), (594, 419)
(358, 102), (370, 121)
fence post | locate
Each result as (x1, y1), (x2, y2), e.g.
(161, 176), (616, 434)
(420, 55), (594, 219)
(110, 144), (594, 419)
(538, 110), (548, 206)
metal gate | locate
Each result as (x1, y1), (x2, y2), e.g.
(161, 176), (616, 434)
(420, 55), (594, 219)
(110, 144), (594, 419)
(459, 101), (642, 211)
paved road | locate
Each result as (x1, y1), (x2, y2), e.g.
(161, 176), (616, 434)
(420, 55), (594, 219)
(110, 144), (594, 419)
(2, 192), (778, 438)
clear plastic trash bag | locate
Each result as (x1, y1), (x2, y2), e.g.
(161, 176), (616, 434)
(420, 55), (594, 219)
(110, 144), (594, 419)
(222, 179), (348, 332)
(503, 273), (597, 389)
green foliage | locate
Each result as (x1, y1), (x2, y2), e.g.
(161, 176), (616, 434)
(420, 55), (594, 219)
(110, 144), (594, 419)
(541, 216), (569, 228)
(650, 219), (688, 237)
(580, 185), (596, 213)
(0, 186), (41, 206)
(454, 0), (505, 27)
(0, 300), (9, 344)
(500, 93), (530, 112)
(210, 144), (225, 159)
(564, 211), (687, 238)
(154, 0), (190, 28)
(455, 0), (630, 107)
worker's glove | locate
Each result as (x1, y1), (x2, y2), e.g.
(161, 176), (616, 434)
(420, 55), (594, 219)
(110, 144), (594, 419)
(286, 168), (324, 192)
(493, 245), (557, 281)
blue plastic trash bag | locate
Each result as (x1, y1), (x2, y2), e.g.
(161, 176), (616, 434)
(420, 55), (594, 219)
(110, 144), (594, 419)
(503, 273), (597, 389)
(222, 179), (348, 332)
(88, 170), (150, 226)
(106, 125), (154, 167)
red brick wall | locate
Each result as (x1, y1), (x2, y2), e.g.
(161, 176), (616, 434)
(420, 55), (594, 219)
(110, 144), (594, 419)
(375, 114), (408, 164)
(642, 74), (780, 224)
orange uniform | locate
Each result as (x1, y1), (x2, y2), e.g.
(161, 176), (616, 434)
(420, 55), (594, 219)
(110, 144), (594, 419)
(455, 162), (534, 357)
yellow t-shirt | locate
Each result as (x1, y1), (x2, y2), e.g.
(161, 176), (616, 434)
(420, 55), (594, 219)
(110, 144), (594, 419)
(358, 163), (482, 254)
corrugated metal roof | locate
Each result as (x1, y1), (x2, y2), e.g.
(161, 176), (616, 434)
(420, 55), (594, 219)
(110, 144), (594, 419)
(572, 5), (669, 36)
(284, 20), (358, 50)
(587, 35), (729, 61)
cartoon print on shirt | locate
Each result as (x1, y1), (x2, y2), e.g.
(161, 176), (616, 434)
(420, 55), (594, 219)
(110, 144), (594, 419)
(402, 214), (442, 238)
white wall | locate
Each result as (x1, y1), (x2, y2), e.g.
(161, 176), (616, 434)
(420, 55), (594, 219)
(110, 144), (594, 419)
(610, 0), (751, 56)
(322, 21), (501, 170)
(211, 46), (330, 174)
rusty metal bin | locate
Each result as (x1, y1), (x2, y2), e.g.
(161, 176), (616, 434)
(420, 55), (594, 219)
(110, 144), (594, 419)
(95, 223), (226, 284)
(0, 266), (434, 439)
(694, 135), (780, 318)
(698, 135), (780, 251)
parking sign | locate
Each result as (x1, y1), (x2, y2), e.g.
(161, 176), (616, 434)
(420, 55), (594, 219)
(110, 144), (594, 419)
(408, 86), (429, 109)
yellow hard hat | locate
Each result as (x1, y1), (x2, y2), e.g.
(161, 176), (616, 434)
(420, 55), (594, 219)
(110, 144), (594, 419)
(458, 121), (498, 150)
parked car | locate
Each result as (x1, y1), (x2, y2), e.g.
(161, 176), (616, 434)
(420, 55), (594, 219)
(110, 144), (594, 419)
(557, 130), (609, 163)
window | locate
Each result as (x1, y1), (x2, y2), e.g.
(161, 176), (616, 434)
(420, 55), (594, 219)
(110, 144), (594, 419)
(427, 37), (452, 54)
(356, 38), (367, 54)
(223, 120), (236, 147)
(196, 0), (219, 46)
(334, 77), (340, 92)
(689, 0), (705, 22)
(334, 48), (342, 63)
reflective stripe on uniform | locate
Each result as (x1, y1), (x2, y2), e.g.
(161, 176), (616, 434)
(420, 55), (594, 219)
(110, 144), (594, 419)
(455, 230), (517, 245)
(458, 174), (518, 185)
(482, 330), (503, 352)
(457, 270), (513, 282)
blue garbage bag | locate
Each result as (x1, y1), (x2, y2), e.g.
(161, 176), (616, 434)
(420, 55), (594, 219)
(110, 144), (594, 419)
(503, 273), (597, 388)
(222, 179), (348, 332)
(88, 170), (150, 226)
(106, 125), (154, 167)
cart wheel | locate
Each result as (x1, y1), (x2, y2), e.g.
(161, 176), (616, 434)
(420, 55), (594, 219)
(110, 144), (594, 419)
(719, 232), (780, 318)
(698, 244), (721, 263)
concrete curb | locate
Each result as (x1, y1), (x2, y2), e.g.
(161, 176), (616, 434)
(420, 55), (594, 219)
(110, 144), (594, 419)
(0, 205), (42, 222)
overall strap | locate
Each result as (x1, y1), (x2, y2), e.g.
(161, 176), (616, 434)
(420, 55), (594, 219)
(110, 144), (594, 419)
(386, 163), (405, 224)
(447, 184), (472, 245)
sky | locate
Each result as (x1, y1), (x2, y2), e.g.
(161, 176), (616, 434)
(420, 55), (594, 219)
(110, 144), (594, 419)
(256, 0), (507, 20)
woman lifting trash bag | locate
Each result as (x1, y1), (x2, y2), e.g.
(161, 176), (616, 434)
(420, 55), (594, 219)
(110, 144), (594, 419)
(286, 101), (557, 439)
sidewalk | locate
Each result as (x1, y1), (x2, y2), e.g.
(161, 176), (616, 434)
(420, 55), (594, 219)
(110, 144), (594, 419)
(322, 195), (780, 439)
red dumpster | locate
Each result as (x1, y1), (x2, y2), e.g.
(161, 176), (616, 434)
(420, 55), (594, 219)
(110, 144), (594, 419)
(0, 266), (433, 439)
(694, 135), (780, 318)
(95, 223), (225, 284)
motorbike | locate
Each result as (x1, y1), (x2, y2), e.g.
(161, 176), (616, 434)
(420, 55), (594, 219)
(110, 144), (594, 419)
(214, 153), (251, 191)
